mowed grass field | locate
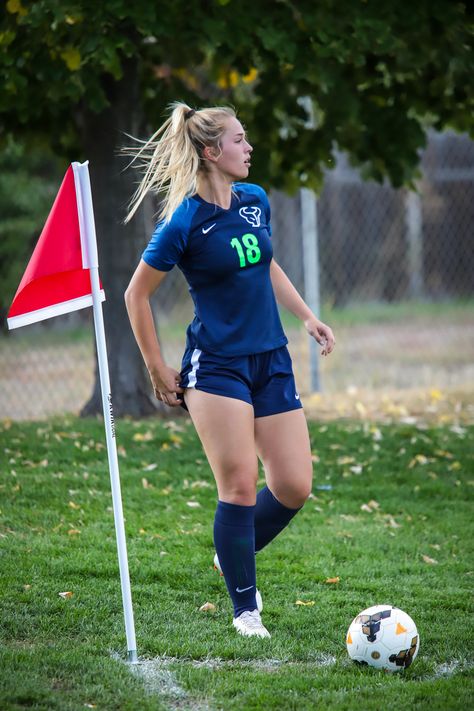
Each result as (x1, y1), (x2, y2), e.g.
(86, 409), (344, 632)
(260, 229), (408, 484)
(0, 416), (473, 710)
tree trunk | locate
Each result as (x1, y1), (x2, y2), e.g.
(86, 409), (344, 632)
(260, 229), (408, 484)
(78, 60), (167, 417)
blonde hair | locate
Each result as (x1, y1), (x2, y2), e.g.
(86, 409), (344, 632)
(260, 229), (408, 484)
(123, 102), (236, 224)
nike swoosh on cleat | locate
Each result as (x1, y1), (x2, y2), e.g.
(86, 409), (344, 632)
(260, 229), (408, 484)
(202, 223), (216, 234)
(236, 585), (254, 593)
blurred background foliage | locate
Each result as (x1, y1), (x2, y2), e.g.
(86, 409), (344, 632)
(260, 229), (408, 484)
(2, 0), (472, 187)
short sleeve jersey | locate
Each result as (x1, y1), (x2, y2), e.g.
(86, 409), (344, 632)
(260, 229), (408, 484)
(142, 183), (287, 356)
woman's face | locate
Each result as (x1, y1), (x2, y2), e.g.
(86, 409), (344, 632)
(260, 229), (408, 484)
(212, 116), (253, 180)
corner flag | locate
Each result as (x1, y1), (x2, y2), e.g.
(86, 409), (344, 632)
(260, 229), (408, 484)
(7, 165), (105, 329)
(7, 162), (138, 663)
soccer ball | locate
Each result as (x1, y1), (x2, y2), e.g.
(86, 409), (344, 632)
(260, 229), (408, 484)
(346, 604), (420, 672)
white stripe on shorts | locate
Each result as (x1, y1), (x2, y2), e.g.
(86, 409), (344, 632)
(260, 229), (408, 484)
(187, 348), (202, 388)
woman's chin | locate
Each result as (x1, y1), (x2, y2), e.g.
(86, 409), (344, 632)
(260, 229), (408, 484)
(227, 166), (250, 181)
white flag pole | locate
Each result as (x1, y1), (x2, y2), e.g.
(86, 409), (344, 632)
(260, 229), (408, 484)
(72, 161), (138, 664)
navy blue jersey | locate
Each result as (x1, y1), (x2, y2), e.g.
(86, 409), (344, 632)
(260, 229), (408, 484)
(142, 183), (287, 356)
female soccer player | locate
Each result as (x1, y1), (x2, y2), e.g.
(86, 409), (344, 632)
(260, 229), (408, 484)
(124, 103), (335, 639)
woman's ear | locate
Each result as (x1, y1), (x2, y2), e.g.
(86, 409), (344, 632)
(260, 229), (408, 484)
(202, 145), (219, 163)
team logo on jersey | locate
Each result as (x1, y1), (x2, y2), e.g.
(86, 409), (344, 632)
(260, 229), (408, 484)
(239, 206), (261, 227)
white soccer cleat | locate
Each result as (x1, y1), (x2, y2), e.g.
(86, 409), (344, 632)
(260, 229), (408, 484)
(233, 609), (271, 638)
(213, 553), (263, 613)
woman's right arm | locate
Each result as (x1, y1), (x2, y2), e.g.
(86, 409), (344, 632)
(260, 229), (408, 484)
(125, 260), (184, 407)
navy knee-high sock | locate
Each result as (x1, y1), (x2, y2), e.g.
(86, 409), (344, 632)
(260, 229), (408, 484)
(213, 500), (257, 618)
(254, 486), (302, 552)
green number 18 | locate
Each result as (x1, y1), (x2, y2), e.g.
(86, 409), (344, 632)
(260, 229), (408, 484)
(230, 233), (261, 268)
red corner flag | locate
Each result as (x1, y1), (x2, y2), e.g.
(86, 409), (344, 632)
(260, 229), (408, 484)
(6, 161), (138, 662)
(7, 164), (104, 329)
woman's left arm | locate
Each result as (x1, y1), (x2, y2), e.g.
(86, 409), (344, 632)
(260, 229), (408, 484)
(270, 259), (335, 356)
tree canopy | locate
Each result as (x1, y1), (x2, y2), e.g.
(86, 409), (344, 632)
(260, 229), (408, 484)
(2, 0), (473, 190)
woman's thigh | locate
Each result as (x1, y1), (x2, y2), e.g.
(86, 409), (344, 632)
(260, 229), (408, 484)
(254, 408), (313, 508)
(184, 388), (259, 505)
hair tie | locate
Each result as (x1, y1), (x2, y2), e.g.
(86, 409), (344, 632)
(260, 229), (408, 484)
(185, 109), (196, 120)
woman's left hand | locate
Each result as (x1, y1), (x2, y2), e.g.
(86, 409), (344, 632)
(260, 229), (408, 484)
(304, 316), (335, 356)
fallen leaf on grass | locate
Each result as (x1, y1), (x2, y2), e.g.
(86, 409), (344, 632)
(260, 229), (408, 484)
(434, 449), (453, 459)
(422, 554), (438, 565)
(337, 456), (355, 466)
(23, 584), (31, 591)
(191, 480), (211, 489)
(163, 420), (186, 433)
(142, 478), (154, 489)
(67, 529), (81, 535)
(199, 602), (216, 612)
(68, 501), (80, 510)
(58, 591), (73, 599)
(142, 463), (158, 472)
(132, 431), (153, 442)
(361, 500), (379, 513)
(370, 427), (383, 441)
(408, 454), (429, 468)
(325, 577), (340, 584)
(186, 501), (201, 508)
(296, 600), (315, 606)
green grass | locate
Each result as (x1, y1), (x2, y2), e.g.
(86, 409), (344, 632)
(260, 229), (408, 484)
(1, 417), (473, 710)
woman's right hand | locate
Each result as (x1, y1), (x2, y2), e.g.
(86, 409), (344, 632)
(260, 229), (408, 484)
(148, 363), (185, 407)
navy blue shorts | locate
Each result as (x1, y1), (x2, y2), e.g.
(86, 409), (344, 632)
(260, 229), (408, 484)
(179, 345), (303, 418)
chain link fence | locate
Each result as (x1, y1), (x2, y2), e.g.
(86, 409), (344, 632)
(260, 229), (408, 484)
(1, 130), (473, 420)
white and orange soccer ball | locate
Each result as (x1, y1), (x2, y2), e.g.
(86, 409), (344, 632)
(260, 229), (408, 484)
(346, 604), (420, 672)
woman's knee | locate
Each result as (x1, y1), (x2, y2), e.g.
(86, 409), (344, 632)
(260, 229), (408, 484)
(216, 466), (258, 506)
(272, 472), (313, 509)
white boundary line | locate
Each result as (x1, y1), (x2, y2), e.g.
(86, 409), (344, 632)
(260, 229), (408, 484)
(113, 652), (474, 709)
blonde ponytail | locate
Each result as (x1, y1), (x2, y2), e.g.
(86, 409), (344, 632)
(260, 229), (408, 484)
(123, 102), (235, 224)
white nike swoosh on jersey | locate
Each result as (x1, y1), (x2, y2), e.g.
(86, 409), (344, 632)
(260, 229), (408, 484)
(236, 585), (254, 593)
(202, 223), (216, 234)
(295, 393), (300, 400)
